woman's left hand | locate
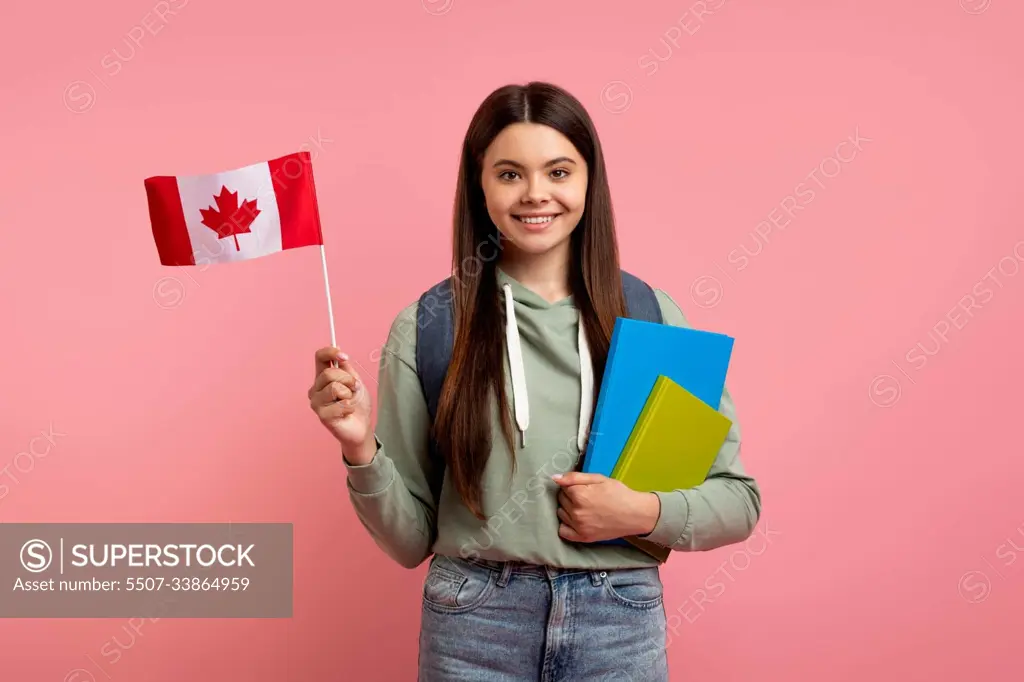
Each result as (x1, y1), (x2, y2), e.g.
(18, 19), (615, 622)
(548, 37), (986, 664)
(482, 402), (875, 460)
(552, 472), (661, 543)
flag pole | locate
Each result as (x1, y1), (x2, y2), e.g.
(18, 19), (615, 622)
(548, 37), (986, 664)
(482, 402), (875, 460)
(319, 245), (337, 349)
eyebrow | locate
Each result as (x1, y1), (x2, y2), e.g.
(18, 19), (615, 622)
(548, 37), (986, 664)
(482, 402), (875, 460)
(492, 156), (577, 169)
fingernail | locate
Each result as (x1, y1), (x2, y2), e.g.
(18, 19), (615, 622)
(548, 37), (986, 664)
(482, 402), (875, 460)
(338, 352), (348, 361)
(551, 474), (562, 480)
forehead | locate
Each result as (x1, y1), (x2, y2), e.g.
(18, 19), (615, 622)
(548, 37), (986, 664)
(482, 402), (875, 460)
(484, 123), (581, 165)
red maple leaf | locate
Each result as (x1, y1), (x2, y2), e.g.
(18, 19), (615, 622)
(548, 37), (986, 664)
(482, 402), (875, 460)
(199, 185), (261, 251)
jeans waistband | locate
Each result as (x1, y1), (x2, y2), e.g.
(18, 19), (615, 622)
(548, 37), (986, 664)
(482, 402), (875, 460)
(465, 556), (586, 575)
(452, 555), (625, 587)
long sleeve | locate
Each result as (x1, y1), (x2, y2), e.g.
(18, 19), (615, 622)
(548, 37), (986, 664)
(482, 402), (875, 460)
(640, 290), (763, 552)
(344, 302), (443, 569)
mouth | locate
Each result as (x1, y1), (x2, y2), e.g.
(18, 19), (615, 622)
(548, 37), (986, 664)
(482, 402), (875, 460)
(512, 213), (561, 230)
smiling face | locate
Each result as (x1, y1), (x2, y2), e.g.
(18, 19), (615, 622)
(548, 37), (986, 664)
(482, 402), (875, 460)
(480, 122), (589, 257)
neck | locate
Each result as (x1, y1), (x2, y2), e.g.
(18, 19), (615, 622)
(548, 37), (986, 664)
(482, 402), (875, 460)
(498, 241), (573, 304)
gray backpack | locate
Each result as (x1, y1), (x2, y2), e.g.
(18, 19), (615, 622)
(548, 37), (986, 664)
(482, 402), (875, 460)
(414, 270), (663, 455)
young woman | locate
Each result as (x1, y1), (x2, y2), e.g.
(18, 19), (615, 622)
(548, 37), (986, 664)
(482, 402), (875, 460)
(308, 81), (761, 681)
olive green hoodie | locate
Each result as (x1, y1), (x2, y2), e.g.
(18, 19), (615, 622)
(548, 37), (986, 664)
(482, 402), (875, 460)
(344, 266), (761, 570)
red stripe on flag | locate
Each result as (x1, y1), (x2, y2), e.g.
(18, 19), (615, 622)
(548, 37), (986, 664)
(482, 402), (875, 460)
(267, 151), (325, 250)
(144, 176), (196, 265)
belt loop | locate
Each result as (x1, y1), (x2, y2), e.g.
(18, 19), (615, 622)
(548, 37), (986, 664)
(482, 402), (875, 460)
(496, 561), (513, 587)
(590, 569), (606, 586)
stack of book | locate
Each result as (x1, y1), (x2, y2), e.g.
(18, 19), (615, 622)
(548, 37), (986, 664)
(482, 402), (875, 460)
(581, 317), (735, 562)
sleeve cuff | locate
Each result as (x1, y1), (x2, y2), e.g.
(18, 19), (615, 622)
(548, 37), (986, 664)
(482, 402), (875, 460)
(642, 490), (692, 548)
(344, 436), (395, 496)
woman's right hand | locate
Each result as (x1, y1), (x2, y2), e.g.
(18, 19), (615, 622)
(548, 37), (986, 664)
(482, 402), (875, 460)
(309, 347), (375, 465)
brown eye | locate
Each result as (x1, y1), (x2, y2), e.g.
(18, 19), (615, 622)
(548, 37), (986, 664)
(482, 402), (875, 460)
(499, 170), (519, 181)
(551, 168), (569, 179)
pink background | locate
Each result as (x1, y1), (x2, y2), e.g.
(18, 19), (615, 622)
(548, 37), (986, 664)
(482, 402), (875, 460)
(2, 0), (1022, 679)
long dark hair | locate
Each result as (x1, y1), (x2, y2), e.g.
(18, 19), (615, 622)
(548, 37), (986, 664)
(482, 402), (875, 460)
(433, 81), (629, 519)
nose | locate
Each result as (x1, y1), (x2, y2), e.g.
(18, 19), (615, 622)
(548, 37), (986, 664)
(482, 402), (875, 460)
(521, 175), (552, 204)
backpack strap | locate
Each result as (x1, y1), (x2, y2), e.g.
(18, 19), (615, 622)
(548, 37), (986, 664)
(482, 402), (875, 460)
(620, 269), (663, 324)
(415, 269), (663, 428)
(415, 276), (456, 427)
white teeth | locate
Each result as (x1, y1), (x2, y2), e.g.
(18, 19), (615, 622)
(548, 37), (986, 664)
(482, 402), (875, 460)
(517, 216), (555, 224)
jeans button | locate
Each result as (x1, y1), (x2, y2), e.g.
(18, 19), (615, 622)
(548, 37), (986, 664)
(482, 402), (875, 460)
(599, 571), (607, 578)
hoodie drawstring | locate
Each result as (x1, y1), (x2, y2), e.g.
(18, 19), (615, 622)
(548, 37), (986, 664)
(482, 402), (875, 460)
(502, 282), (593, 453)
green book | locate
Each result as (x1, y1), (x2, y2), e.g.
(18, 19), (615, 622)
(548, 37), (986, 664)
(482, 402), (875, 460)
(613, 375), (733, 561)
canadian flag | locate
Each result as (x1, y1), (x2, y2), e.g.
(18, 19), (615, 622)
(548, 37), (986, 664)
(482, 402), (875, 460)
(144, 151), (323, 266)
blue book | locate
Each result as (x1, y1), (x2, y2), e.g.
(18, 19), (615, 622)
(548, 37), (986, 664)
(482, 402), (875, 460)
(582, 318), (735, 478)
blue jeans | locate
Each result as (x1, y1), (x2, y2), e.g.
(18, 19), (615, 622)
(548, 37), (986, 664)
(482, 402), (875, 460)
(417, 554), (669, 681)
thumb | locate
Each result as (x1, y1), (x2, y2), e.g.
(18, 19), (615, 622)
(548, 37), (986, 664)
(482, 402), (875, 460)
(552, 472), (606, 486)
